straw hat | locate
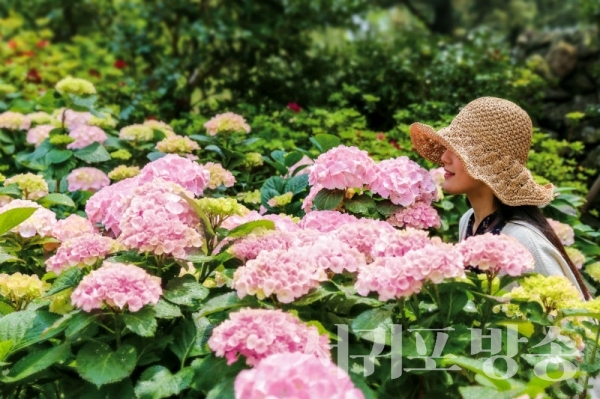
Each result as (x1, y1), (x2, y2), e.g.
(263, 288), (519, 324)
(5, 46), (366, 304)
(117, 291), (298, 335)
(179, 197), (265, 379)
(410, 97), (554, 206)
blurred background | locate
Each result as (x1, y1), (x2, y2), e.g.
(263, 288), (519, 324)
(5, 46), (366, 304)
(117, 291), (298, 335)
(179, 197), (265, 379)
(1, 0), (599, 222)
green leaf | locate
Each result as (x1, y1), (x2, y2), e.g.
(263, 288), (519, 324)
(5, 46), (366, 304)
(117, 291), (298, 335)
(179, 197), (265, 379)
(0, 340), (13, 362)
(189, 355), (246, 392)
(68, 94), (99, 113)
(271, 150), (285, 165)
(375, 200), (402, 217)
(163, 275), (210, 307)
(196, 292), (249, 318)
(313, 188), (345, 210)
(2, 343), (71, 383)
(147, 152), (166, 161)
(238, 137), (260, 147)
(0, 184), (22, 198)
(77, 342), (137, 387)
(284, 151), (304, 167)
(440, 356), (512, 391)
(206, 376), (236, 399)
(226, 220), (275, 239)
(45, 148), (73, 164)
(284, 174), (309, 195)
(0, 310), (36, 352)
(153, 299), (183, 319)
(310, 134), (340, 153)
(169, 317), (213, 363)
(344, 195), (376, 215)
(293, 286), (336, 306)
(189, 134), (216, 144)
(134, 366), (182, 399)
(261, 176), (287, 194)
(0, 207), (37, 236)
(123, 307), (158, 337)
(438, 285), (469, 320)
(45, 267), (84, 296)
(180, 193), (215, 242)
(38, 193), (76, 208)
(204, 145), (224, 158)
(351, 308), (393, 344)
(74, 142), (111, 163)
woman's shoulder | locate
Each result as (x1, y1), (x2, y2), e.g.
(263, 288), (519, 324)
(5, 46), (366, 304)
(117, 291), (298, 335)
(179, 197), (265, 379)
(458, 208), (474, 241)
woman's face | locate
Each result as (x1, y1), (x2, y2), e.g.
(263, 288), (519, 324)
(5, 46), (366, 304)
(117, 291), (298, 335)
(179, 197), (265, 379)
(439, 148), (489, 196)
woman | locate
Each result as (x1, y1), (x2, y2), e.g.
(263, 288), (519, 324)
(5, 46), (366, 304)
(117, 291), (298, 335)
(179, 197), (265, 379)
(409, 96), (591, 299)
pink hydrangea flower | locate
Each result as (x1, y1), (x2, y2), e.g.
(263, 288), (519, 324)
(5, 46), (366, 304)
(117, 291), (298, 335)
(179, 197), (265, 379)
(56, 109), (92, 130)
(0, 111), (30, 130)
(117, 180), (202, 258)
(203, 162), (236, 189)
(53, 214), (96, 241)
(331, 219), (396, 260)
(387, 202), (441, 229)
(262, 213), (300, 232)
(309, 145), (377, 190)
(45, 233), (120, 275)
(369, 157), (438, 207)
(71, 261), (162, 312)
(371, 227), (432, 258)
(26, 124), (55, 146)
(457, 233), (535, 276)
(137, 154), (210, 196)
(204, 112), (251, 136)
(85, 177), (140, 236)
(303, 237), (367, 273)
(547, 218), (575, 246)
(233, 247), (328, 303)
(355, 243), (464, 300)
(229, 230), (300, 262)
(234, 352), (365, 399)
(286, 154), (314, 177)
(299, 210), (359, 232)
(66, 167), (110, 192)
(208, 308), (330, 366)
(0, 199), (56, 238)
(66, 125), (108, 149)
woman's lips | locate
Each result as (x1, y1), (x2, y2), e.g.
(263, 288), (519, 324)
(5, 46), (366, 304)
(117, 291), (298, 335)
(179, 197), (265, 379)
(444, 171), (454, 179)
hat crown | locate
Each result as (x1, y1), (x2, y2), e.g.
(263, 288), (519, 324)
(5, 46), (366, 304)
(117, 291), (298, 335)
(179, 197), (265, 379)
(450, 97), (533, 165)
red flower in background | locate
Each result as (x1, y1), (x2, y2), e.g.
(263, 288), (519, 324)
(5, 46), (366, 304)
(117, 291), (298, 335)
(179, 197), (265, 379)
(287, 102), (302, 113)
(26, 68), (42, 84)
(36, 40), (49, 48)
(8, 40), (17, 49)
(376, 133), (385, 141)
(89, 69), (101, 78)
(21, 50), (35, 57)
(389, 139), (401, 150)
(114, 59), (127, 69)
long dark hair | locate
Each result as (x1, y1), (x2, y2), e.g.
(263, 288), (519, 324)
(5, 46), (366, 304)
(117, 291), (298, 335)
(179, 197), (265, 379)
(494, 198), (592, 300)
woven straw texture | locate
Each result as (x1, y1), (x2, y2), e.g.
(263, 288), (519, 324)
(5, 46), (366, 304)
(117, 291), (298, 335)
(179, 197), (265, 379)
(410, 97), (554, 206)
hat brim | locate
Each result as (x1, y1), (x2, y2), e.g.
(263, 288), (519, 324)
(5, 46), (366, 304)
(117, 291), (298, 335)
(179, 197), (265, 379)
(409, 122), (555, 206)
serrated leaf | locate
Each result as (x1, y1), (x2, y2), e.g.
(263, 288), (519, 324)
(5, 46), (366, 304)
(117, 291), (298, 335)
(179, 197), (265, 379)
(0, 207), (37, 236)
(134, 366), (181, 399)
(196, 292), (249, 318)
(189, 355), (246, 392)
(344, 195), (376, 215)
(74, 142), (111, 163)
(45, 148), (73, 164)
(206, 376), (236, 399)
(0, 184), (22, 197)
(77, 342), (137, 387)
(45, 267), (84, 296)
(163, 275), (209, 307)
(311, 134), (340, 153)
(123, 307), (157, 337)
(169, 317), (213, 363)
(284, 174), (309, 195)
(153, 299), (182, 319)
(0, 310), (36, 352)
(351, 308), (393, 344)
(375, 200), (402, 217)
(38, 193), (76, 208)
(313, 188), (344, 210)
(271, 150), (285, 165)
(226, 220), (275, 239)
(2, 343), (71, 382)
(284, 151), (304, 167)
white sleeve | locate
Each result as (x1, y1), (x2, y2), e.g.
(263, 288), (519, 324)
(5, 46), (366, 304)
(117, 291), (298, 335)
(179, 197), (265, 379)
(458, 209), (474, 242)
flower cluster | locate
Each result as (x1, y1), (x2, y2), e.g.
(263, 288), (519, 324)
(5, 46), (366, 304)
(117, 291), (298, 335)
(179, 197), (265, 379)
(204, 112), (251, 136)
(155, 135), (200, 154)
(234, 353), (365, 399)
(208, 308), (330, 366)
(585, 262), (600, 283)
(370, 157), (438, 206)
(52, 214), (96, 242)
(108, 165), (140, 181)
(298, 210), (359, 232)
(85, 177), (139, 235)
(371, 227), (432, 257)
(66, 125), (108, 149)
(286, 154), (313, 177)
(0, 200), (56, 238)
(45, 233), (121, 275)
(457, 233), (534, 277)
(137, 154), (210, 196)
(71, 261), (162, 312)
(233, 247), (328, 303)
(55, 109), (92, 130)
(0, 272), (50, 303)
(4, 173), (48, 200)
(195, 197), (248, 226)
(88, 113), (117, 129)
(356, 243), (464, 300)
(387, 202), (440, 229)
(26, 112), (53, 126)
(547, 218), (575, 246)
(117, 180), (202, 258)
(309, 145), (377, 190)
(143, 120), (175, 137)
(0, 111), (30, 130)
(332, 219), (396, 260)
(242, 152), (264, 168)
(119, 124), (154, 141)
(267, 192), (293, 208)
(55, 77), (97, 96)
(565, 246), (586, 269)
(66, 167), (110, 192)
(110, 149), (132, 160)
(429, 167), (445, 200)
(203, 162), (236, 189)
(26, 124), (55, 146)
(229, 230), (302, 262)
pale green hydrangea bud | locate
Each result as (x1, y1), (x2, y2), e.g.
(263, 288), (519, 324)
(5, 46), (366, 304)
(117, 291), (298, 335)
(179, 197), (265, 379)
(48, 288), (75, 314)
(267, 192), (293, 208)
(55, 77), (97, 96)
(243, 152), (264, 168)
(155, 135), (200, 154)
(89, 113), (118, 129)
(585, 262), (600, 283)
(0, 172), (5, 183)
(0, 272), (50, 309)
(565, 246), (586, 269)
(110, 149), (133, 160)
(195, 197), (248, 219)
(4, 173), (49, 200)
(108, 165), (140, 181)
(49, 134), (75, 146)
(119, 124), (154, 141)
(27, 111), (53, 125)
(143, 120), (176, 137)
(237, 190), (261, 205)
(0, 83), (17, 96)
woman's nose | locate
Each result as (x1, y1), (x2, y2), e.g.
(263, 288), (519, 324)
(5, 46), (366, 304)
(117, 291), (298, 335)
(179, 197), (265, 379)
(440, 149), (451, 165)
